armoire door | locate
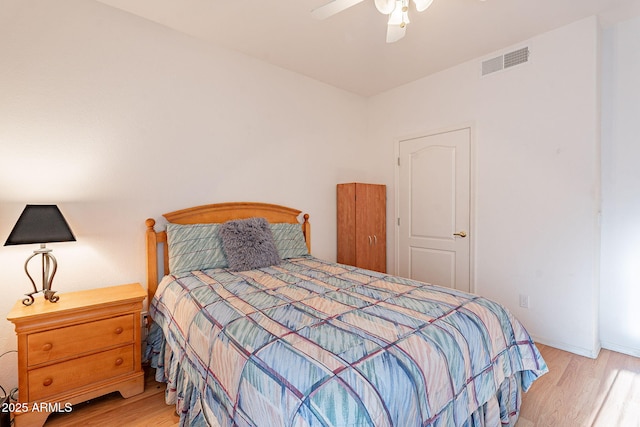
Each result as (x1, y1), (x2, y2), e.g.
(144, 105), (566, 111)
(337, 183), (386, 273)
(337, 183), (357, 267)
(355, 184), (386, 272)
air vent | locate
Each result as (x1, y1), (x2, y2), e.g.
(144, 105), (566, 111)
(504, 47), (530, 69)
(482, 46), (530, 76)
(482, 56), (503, 76)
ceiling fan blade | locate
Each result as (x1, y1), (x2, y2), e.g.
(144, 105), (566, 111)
(311, 0), (366, 20)
(374, 0), (396, 14)
(386, 23), (406, 43)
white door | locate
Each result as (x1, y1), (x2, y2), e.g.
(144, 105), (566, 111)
(398, 127), (471, 292)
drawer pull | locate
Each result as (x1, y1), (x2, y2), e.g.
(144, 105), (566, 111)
(43, 378), (53, 387)
(42, 343), (53, 352)
(115, 357), (124, 366)
(114, 327), (124, 335)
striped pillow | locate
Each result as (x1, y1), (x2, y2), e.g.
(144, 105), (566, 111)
(166, 223), (228, 274)
(270, 223), (309, 259)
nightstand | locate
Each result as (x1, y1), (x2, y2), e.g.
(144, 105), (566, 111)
(6, 283), (147, 427)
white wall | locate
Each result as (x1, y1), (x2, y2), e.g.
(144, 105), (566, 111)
(600, 15), (640, 357)
(0, 0), (372, 389)
(368, 17), (602, 357)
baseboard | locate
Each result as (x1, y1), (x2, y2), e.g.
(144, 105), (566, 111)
(531, 335), (601, 359)
(534, 335), (640, 360)
(600, 341), (640, 358)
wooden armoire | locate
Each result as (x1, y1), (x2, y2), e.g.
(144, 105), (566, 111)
(337, 183), (386, 273)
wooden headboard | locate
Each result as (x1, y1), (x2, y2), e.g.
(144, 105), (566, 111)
(145, 202), (311, 302)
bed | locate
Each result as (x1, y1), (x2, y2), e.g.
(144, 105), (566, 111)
(145, 202), (547, 427)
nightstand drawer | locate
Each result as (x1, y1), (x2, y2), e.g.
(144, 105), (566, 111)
(27, 314), (134, 366)
(28, 344), (135, 401)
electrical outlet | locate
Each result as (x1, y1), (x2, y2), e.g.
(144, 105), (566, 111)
(141, 312), (149, 342)
(519, 294), (530, 308)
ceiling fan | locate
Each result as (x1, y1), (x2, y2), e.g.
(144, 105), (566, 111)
(312, 0), (435, 43)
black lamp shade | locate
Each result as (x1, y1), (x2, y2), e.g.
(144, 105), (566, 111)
(4, 205), (76, 246)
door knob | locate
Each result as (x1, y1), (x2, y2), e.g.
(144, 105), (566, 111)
(453, 231), (467, 238)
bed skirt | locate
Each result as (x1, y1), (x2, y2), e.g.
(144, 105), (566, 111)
(146, 323), (528, 427)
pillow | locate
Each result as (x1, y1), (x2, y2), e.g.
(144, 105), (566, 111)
(270, 223), (309, 259)
(166, 223), (227, 274)
(218, 217), (281, 271)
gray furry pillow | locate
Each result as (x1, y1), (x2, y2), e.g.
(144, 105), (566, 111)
(218, 217), (281, 271)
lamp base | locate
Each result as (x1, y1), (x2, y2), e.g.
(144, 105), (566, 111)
(22, 289), (59, 306)
(22, 245), (60, 306)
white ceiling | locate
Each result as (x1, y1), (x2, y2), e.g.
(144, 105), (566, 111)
(94, 0), (640, 96)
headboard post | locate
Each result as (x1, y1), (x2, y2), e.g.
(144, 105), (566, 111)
(145, 218), (159, 304)
(302, 214), (311, 254)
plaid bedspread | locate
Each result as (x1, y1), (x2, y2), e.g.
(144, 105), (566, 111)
(149, 256), (547, 427)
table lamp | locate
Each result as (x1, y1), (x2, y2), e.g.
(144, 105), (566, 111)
(4, 205), (76, 305)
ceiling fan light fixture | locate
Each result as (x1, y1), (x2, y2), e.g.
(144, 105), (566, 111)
(413, 0), (434, 12)
(386, 0), (409, 42)
(312, 0), (445, 43)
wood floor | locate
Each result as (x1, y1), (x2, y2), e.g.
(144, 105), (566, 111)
(41, 344), (640, 427)
(44, 366), (179, 427)
(518, 344), (640, 426)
